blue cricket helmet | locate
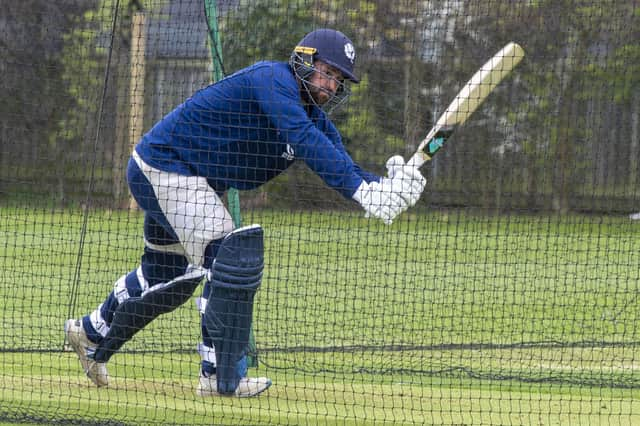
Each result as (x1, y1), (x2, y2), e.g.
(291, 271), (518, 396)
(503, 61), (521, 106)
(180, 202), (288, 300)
(294, 28), (359, 83)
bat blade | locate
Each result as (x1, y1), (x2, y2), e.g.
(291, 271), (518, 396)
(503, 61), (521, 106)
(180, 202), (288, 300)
(408, 42), (525, 168)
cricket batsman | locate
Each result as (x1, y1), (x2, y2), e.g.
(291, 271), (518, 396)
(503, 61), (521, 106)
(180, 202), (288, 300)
(65, 28), (426, 397)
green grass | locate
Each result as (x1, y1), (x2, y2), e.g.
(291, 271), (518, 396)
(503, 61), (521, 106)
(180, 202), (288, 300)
(1, 207), (639, 424)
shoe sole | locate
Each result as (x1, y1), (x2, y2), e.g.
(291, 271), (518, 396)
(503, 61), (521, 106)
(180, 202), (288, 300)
(64, 320), (91, 372)
(197, 380), (272, 398)
(64, 319), (108, 387)
(236, 381), (272, 398)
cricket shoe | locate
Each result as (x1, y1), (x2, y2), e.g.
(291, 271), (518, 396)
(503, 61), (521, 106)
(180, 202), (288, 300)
(196, 374), (272, 397)
(64, 319), (109, 387)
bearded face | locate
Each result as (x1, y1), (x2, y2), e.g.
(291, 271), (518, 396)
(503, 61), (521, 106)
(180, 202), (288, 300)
(292, 56), (351, 114)
(304, 61), (345, 106)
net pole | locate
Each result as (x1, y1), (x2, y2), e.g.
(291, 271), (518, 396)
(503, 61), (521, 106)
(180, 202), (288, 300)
(203, 1), (240, 226)
(203, 0), (257, 368)
(127, 12), (147, 210)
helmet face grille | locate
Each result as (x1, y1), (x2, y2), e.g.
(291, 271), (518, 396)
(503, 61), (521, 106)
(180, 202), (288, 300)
(289, 50), (352, 115)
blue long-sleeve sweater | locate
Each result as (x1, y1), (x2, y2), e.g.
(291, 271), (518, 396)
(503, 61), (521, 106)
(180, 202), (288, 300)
(135, 61), (379, 198)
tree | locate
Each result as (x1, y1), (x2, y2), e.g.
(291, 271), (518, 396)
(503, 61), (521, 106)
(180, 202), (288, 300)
(445, 0), (638, 213)
(0, 1), (96, 202)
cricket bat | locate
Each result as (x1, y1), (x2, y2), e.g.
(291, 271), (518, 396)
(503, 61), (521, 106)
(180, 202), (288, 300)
(407, 42), (525, 168)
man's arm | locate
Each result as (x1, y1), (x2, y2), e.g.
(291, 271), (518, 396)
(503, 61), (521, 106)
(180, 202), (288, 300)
(252, 67), (366, 198)
(253, 65), (425, 223)
(318, 116), (427, 224)
(316, 117), (380, 184)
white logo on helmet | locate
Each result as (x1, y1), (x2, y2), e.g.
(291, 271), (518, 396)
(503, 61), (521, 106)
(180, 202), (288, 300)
(344, 43), (355, 64)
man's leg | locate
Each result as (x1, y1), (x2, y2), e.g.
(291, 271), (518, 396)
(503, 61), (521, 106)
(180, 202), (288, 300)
(90, 252), (204, 363)
(65, 214), (200, 386)
(127, 155), (271, 397)
(196, 225), (271, 397)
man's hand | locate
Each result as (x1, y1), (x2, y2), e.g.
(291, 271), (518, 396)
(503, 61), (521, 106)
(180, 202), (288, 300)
(384, 155), (426, 207)
(352, 155), (426, 225)
(352, 179), (409, 225)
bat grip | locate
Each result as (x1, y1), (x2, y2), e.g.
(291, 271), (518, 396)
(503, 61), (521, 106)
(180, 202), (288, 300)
(407, 152), (426, 169)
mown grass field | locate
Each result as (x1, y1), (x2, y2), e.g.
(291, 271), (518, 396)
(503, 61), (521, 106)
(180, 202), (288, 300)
(0, 207), (639, 424)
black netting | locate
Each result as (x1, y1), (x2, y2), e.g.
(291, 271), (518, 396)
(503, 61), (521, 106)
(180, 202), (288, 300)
(1, 0), (639, 424)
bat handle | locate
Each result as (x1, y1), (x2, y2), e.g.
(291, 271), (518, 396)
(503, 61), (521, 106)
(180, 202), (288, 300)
(407, 126), (454, 169)
(407, 152), (427, 169)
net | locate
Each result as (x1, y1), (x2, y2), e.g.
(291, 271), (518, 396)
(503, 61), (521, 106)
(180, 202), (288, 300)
(0, 0), (639, 424)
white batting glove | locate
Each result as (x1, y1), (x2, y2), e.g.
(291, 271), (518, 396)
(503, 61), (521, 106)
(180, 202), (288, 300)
(352, 179), (409, 225)
(384, 155), (426, 207)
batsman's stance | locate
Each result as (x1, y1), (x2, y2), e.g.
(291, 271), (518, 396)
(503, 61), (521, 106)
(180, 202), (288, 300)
(65, 29), (426, 397)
